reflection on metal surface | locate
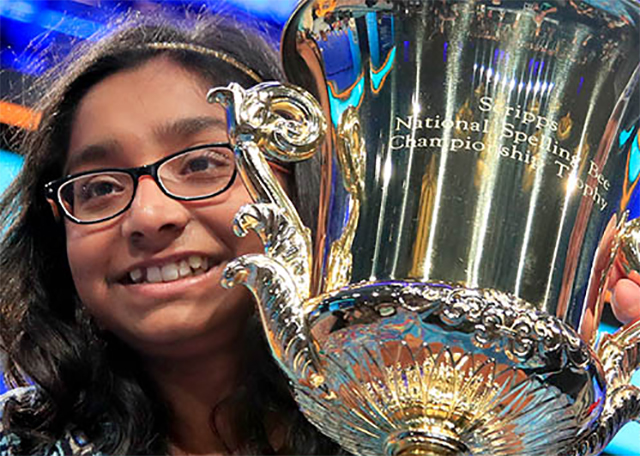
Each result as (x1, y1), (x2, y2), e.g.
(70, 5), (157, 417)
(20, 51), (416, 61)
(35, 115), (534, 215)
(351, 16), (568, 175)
(208, 82), (324, 378)
(281, 0), (640, 341)
(215, 1), (640, 455)
(325, 106), (366, 290)
(304, 281), (601, 456)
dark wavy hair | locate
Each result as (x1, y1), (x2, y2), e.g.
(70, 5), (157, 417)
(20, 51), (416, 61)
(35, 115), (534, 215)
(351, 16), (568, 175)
(0, 10), (339, 456)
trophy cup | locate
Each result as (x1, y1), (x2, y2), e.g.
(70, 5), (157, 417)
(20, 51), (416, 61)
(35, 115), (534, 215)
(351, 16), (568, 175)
(209, 1), (640, 454)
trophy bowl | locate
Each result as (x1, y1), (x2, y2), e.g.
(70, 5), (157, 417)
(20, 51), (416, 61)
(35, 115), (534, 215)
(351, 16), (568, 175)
(209, 1), (640, 455)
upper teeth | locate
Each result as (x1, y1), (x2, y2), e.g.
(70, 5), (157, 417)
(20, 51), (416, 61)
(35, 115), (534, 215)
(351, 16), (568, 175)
(129, 255), (210, 284)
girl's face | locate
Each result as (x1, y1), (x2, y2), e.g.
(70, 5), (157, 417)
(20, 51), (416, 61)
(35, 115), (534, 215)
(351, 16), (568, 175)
(65, 57), (263, 359)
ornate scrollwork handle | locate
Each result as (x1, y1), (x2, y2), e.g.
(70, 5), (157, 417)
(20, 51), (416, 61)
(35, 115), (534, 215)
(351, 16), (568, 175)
(208, 82), (327, 382)
(208, 82), (326, 298)
(208, 82), (325, 162)
(566, 320), (640, 456)
(567, 217), (640, 456)
(600, 217), (640, 419)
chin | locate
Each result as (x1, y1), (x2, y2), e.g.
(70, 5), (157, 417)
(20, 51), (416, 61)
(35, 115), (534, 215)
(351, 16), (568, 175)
(118, 308), (252, 359)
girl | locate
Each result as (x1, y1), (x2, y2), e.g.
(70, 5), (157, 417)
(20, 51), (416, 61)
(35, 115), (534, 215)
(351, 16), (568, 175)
(0, 12), (338, 456)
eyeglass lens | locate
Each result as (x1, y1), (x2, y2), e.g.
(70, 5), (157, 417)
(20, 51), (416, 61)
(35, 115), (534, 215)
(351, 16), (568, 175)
(58, 145), (235, 222)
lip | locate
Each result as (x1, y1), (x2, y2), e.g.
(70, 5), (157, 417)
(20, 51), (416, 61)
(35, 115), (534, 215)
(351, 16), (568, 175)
(115, 252), (216, 283)
(114, 260), (224, 301)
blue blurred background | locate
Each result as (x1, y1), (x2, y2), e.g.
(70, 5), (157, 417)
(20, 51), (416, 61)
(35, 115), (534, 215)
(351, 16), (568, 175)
(0, 1), (638, 454)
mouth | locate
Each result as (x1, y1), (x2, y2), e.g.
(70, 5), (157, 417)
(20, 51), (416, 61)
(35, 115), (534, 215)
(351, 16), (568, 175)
(119, 254), (216, 285)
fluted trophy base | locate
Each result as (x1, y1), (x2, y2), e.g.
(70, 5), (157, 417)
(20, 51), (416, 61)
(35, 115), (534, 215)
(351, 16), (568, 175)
(297, 282), (605, 456)
(385, 430), (470, 456)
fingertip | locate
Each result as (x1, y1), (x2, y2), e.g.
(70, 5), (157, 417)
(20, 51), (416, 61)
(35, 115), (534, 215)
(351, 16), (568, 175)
(611, 278), (640, 324)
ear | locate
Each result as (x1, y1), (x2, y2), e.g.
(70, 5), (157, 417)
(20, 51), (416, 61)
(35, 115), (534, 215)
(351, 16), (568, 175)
(46, 198), (61, 222)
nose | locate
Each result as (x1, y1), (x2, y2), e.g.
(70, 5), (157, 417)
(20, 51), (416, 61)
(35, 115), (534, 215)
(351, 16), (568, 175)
(121, 176), (190, 251)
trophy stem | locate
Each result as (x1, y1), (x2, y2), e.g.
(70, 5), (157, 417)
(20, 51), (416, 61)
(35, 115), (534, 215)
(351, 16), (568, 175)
(385, 429), (470, 456)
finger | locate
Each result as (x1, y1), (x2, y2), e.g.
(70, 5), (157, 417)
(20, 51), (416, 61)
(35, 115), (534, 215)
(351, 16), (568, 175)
(579, 305), (596, 342)
(611, 278), (640, 324)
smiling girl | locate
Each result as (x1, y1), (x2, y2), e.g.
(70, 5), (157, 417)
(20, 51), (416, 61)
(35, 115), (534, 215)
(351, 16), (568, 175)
(0, 13), (339, 456)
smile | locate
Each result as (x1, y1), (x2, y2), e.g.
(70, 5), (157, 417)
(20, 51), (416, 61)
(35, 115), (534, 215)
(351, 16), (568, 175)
(125, 255), (214, 285)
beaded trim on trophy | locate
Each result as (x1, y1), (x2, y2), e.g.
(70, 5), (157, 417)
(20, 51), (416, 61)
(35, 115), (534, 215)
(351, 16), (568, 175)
(310, 281), (592, 371)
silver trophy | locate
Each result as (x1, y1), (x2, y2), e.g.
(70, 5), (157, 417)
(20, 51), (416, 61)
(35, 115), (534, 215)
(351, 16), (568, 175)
(209, 1), (640, 455)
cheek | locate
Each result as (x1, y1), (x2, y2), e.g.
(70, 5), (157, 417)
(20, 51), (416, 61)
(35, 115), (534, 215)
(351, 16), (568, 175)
(65, 225), (112, 306)
(199, 181), (264, 254)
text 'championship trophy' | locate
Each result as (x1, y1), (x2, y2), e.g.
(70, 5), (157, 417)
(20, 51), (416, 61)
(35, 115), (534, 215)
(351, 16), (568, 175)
(209, 1), (640, 455)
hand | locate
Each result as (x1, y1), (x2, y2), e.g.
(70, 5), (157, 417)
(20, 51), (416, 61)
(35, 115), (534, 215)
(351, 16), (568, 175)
(600, 215), (640, 326)
(581, 215), (640, 342)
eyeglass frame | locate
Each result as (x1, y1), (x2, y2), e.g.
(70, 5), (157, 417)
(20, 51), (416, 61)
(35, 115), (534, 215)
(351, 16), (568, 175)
(44, 142), (238, 225)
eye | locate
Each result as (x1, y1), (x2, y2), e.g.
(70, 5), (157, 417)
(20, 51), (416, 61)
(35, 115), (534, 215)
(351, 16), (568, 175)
(183, 155), (216, 174)
(76, 174), (127, 202)
(185, 148), (232, 174)
(166, 146), (235, 179)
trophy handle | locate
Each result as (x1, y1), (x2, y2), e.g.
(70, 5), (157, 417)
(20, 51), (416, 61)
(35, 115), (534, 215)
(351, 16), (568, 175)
(567, 218), (640, 456)
(599, 217), (640, 421)
(569, 319), (640, 456)
(208, 82), (326, 381)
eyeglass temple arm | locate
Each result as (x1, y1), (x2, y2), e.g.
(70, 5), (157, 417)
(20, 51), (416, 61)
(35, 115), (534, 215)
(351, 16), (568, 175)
(43, 184), (61, 222)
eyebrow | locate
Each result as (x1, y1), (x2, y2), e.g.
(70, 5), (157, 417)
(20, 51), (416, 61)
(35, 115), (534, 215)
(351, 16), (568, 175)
(153, 116), (227, 144)
(65, 140), (121, 175)
(65, 116), (228, 174)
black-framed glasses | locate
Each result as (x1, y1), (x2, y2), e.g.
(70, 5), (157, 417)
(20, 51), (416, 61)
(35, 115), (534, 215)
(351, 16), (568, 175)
(45, 142), (237, 224)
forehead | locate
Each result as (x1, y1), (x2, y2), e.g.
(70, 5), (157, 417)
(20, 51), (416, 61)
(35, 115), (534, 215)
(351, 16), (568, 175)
(66, 57), (228, 170)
